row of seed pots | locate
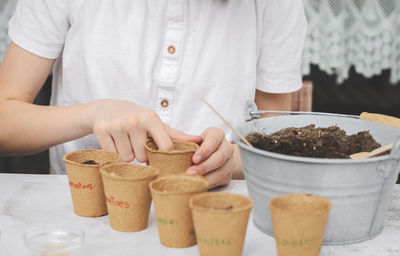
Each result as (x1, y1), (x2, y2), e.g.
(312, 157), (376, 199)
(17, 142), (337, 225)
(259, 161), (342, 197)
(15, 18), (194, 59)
(63, 140), (253, 256)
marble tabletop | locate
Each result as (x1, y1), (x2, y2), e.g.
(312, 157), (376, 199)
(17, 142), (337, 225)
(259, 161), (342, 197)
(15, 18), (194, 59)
(0, 173), (399, 256)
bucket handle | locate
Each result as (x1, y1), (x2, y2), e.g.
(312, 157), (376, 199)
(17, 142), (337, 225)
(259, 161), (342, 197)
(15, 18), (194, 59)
(377, 139), (400, 179)
(369, 139), (400, 236)
(244, 100), (359, 121)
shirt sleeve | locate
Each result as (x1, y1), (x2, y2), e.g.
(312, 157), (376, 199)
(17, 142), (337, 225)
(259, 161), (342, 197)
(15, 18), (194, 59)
(8, 0), (70, 59)
(256, 0), (307, 93)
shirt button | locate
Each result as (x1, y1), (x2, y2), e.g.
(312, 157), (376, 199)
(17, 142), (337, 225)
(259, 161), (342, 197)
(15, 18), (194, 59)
(160, 99), (169, 108)
(167, 45), (176, 54)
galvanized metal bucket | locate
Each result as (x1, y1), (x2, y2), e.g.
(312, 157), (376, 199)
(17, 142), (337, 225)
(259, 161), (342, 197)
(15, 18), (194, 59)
(233, 102), (400, 245)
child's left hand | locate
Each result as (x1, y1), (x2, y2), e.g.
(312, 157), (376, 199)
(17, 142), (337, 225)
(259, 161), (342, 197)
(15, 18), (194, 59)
(186, 127), (242, 188)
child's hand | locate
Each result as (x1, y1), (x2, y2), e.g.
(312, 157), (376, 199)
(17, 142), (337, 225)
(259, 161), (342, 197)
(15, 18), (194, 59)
(186, 127), (241, 188)
(89, 99), (202, 162)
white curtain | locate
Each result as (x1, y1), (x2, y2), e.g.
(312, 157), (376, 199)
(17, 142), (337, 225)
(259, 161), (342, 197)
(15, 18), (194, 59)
(0, 0), (16, 61)
(1, 0), (400, 84)
(302, 0), (400, 84)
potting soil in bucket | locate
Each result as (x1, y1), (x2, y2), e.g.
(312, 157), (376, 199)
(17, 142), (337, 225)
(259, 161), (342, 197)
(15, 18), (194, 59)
(233, 114), (400, 245)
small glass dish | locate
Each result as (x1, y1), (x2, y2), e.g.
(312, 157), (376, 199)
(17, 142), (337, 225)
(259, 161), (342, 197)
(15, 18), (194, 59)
(24, 224), (84, 256)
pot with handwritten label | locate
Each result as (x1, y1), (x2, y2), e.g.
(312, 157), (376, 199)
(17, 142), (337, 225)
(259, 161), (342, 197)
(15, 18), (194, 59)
(150, 174), (209, 248)
(269, 194), (332, 256)
(63, 149), (120, 217)
(189, 192), (253, 256)
(100, 162), (159, 232)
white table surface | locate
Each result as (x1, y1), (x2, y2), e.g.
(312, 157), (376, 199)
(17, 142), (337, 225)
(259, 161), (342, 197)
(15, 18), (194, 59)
(0, 173), (399, 256)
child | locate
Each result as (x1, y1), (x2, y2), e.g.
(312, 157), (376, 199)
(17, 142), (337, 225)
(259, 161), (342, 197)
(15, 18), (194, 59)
(0, 0), (306, 188)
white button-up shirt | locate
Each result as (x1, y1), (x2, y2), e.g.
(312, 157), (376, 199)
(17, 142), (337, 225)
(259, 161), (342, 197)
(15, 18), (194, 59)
(8, 0), (307, 174)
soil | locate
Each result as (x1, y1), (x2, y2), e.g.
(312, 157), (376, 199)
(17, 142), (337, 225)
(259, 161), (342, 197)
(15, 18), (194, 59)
(82, 160), (98, 165)
(213, 205), (233, 210)
(245, 125), (383, 159)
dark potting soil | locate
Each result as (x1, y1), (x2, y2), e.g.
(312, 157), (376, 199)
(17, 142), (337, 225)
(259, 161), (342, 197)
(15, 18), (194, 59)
(82, 160), (98, 165)
(245, 125), (382, 159)
(213, 205), (233, 210)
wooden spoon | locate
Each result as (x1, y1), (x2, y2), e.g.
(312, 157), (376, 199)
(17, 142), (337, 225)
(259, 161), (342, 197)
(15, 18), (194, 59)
(350, 144), (393, 160)
(359, 113), (400, 129)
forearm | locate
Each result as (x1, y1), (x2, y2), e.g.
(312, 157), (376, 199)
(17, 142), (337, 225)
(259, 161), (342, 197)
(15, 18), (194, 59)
(254, 89), (292, 118)
(0, 100), (93, 156)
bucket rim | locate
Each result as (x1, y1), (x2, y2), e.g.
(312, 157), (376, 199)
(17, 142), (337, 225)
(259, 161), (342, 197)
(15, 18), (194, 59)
(234, 139), (392, 164)
(233, 114), (400, 164)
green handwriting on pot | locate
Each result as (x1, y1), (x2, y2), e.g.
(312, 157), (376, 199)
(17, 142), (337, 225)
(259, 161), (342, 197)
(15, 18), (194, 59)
(198, 237), (231, 246)
(157, 218), (178, 225)
(278, 239), (313, 247)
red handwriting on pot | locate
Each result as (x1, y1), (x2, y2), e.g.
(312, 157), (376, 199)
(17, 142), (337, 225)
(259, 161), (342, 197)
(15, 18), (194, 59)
(69, 181), (93, 190)
(105, 195), (130, 209)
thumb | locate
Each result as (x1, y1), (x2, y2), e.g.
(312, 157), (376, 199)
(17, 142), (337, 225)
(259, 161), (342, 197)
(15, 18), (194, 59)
(164, 125), (203, 144)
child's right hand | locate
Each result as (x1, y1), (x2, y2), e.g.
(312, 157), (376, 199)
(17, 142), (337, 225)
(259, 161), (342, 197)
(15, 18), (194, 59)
(88, 99), (202, 163)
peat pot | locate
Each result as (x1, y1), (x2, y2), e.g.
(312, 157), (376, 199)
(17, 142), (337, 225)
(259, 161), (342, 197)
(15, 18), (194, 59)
(233, 109), (400, 245)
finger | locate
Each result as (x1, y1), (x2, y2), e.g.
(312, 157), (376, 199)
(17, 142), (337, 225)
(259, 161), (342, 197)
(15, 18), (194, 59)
(192, 128), (225, 164)
(94, 126), (117, 153)
(204, 164), (233, 188)
(164, 125), (203, 144)
(187, 140), (233, 176)
(128, 129), (148, 163)
(144, 114), (175, 151)
(110, 130), (134, 162)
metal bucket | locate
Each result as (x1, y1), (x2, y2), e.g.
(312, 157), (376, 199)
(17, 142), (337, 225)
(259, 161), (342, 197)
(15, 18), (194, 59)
(233, 105), (400, 245)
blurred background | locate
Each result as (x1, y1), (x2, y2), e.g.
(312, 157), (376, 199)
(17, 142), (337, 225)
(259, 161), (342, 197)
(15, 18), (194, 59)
(0, 0), (399, 181)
